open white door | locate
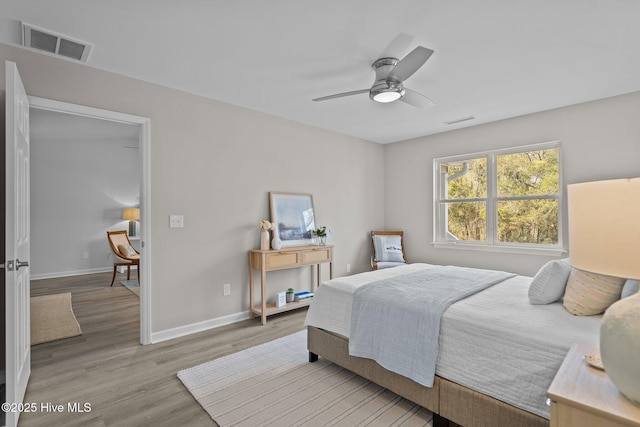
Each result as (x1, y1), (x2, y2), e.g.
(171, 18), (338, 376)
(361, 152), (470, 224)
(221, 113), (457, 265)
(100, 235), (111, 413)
(4, 61), (31, 427)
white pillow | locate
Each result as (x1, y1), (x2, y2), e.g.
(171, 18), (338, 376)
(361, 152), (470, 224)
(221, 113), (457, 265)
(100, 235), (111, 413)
(372, 235), (405, 263)
(528, 258), (572, 305)
(621, 279), (639, 299)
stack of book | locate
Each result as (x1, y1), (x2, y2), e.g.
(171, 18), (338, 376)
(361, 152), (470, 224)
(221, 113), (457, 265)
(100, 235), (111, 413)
(294, 291), (314, 302)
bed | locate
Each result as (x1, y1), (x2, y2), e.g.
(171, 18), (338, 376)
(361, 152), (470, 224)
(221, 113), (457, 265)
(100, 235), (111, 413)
(304, 263), (601, 427)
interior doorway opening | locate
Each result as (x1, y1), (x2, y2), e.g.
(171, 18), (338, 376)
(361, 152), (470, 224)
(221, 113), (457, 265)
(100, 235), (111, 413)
(27, 96), (151, 345)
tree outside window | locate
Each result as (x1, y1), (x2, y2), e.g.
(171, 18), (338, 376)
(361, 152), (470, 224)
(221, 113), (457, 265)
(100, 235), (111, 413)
(434, 142), (561, 250)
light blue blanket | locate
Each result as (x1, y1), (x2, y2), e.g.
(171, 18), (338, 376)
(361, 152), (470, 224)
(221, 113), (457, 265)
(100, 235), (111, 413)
(348, 265), (516, 387)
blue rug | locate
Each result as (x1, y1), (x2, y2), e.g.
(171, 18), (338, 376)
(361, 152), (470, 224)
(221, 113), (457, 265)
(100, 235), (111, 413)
(120, 280), (139, 297)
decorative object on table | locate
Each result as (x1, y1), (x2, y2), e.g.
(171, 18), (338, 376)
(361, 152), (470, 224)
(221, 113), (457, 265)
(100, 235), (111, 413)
(271, 235), (282, 250)
(312, 225), (330, 245)
(294, 291), (314, 302)
(568, 177), (640, 405)
(275, 291), (286, 308)
(584, 354), (604, 370)
(257, 220), (273, 250)
(122, 207), (140, 236)
(269, 192), (316, 247)
(286, 288), (295, 303)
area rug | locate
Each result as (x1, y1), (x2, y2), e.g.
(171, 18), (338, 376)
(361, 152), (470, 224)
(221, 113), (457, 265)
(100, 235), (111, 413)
(178, 330), (432, 426)
(31, 293), (82, 345)
(120, 279), (139, 297)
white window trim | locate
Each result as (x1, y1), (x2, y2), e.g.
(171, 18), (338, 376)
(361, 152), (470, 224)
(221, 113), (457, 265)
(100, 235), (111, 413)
(432, 141), (565, 256)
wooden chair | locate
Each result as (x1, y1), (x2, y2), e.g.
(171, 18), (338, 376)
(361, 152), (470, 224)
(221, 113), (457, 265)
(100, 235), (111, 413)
(107, 230), (140, 286)
(371, 230), (407, 270)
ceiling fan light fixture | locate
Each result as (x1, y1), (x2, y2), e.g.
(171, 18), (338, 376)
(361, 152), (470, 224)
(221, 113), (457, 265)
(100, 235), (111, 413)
(370, 81), (405, 103)
(372, 90), (403, 103)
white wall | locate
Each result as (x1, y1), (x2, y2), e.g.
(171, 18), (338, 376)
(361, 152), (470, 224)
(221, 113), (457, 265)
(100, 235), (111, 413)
(30, 131), (139, 278)
(384, 92), (640, 276)
(0, 43), (385, 336)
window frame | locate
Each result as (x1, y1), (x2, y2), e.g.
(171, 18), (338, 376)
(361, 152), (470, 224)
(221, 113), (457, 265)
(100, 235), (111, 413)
(433, 141), (565, 256)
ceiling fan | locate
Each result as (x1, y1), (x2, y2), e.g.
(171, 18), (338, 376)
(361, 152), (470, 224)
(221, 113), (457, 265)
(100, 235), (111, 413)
(312, 46), (435, 108)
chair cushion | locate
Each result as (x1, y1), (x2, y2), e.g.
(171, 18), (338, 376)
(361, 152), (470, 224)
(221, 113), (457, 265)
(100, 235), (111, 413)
(118, 243), (137, 258)
(375, 262), (407, 269)
(372, 235), (404, 263)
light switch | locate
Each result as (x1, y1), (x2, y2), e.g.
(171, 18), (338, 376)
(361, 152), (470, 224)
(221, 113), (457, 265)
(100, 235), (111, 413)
(169, 215), (184, 228)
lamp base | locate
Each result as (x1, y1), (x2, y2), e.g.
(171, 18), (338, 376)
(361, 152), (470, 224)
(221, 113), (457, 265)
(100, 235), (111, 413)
(129, 220), (136, 237)
(600, 291), (640, 405)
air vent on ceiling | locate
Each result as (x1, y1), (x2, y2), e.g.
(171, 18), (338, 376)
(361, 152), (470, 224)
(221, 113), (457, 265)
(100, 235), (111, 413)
(444, 116), (476, 125)
(22, 22), (92, 62)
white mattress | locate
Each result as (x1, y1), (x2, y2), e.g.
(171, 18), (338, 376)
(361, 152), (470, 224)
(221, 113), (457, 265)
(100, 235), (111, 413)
(304, 263), (601, 419)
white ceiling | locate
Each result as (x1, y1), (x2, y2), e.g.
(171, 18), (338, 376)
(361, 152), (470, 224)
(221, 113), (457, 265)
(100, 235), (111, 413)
(3, 0), (640, 144)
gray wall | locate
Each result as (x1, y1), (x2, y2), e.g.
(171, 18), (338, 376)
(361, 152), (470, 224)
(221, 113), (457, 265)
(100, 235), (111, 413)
(0, 43), (384, 334)
(30, 130), (139, 278)
(3, 41), (639, 338)
(384, 92), (640, 276)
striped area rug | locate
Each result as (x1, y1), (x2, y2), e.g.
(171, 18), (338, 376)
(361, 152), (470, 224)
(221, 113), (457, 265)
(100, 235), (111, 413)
(178, 330), (432, 426)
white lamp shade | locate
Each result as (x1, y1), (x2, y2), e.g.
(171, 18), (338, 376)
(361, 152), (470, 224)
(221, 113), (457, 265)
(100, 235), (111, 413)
(569, 177), (640, 405)
(567, 177), (640, 280)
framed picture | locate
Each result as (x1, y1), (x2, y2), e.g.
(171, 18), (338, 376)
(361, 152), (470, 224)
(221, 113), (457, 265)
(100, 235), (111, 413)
(269, 192), (316, 247)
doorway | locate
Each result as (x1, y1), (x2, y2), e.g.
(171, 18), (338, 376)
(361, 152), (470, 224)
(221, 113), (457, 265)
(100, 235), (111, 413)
(28, 97), (151, 344)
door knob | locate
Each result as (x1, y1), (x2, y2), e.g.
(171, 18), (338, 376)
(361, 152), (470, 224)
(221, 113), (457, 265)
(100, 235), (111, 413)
(15, 259), (29, 270)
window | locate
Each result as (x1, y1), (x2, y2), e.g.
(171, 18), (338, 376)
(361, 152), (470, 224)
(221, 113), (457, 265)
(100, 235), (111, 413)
(434, 142), (562, 254)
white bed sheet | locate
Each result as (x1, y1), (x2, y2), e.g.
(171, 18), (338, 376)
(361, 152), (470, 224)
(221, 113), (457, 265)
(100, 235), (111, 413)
(304, 263), (601, 419)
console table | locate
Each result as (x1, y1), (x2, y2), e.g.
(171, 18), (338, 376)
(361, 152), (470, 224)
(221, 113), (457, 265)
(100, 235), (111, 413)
(249, 245), (333, 324)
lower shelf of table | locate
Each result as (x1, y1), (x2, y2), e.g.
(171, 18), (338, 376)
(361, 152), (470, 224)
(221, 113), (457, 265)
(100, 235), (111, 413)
(251, 299), (312, 317)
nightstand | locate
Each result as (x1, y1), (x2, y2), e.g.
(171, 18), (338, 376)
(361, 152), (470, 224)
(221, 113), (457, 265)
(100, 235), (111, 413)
(548, 343), (640, 427)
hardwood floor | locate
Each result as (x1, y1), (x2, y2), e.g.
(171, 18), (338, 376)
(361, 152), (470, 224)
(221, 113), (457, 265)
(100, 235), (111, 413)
(22, 272), (307, 426)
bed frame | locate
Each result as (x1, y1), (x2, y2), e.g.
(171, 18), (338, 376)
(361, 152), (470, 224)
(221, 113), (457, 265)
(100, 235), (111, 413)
(308, 326), (549, 427)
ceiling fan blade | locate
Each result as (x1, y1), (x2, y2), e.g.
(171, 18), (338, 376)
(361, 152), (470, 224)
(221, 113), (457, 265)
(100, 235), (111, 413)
(387, 46), (434, 82)
(312, 89), (369, 102)
(379, 32), (415, 59)
(399, 89), (435, 109)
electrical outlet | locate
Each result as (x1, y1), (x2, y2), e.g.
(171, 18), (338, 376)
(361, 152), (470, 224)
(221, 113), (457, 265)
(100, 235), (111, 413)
(83, 252), (90, 259)
(346, 264), (351, 273)
(223, 283), (231, 296)
(169, 214), (184, 228)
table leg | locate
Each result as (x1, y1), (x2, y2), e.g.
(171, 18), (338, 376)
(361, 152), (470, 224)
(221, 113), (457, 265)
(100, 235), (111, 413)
(260, 266), (267, 325)
(248, 254), (254, 320)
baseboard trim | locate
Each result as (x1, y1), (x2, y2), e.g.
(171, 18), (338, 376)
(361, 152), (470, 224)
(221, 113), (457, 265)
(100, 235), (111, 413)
(150, 311), (251, 344)
(31, 267), (112, 280)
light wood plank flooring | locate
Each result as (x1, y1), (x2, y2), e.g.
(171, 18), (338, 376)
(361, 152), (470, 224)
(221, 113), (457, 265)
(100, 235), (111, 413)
(22, 272), (307, 426)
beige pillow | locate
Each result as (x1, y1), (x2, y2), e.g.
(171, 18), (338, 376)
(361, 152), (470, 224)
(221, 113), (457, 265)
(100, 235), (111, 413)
(563, 268), (626, 315)
(118, 243), (137, 258)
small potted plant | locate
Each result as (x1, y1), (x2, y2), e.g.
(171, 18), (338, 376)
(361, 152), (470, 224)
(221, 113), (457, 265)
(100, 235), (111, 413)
(286, 288), (295, 303)
(312, 225), (330, 245)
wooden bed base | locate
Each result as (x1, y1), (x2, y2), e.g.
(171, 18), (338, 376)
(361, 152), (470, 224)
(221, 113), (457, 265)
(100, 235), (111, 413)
(307, 326), (549, 427)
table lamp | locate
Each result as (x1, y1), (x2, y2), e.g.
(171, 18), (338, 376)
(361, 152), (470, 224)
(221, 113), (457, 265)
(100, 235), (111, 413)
(568, 177), (640, 404)
(122, 207), (140, 237)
